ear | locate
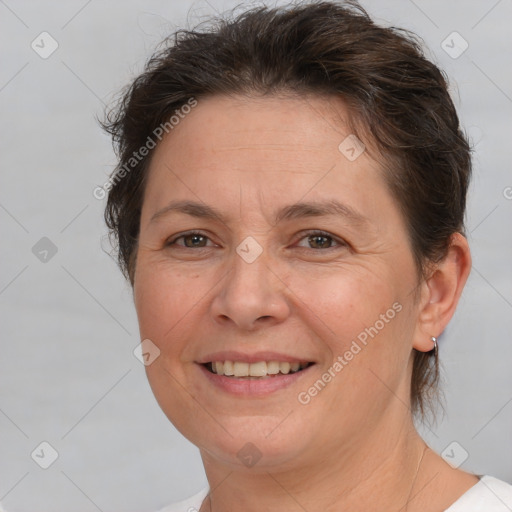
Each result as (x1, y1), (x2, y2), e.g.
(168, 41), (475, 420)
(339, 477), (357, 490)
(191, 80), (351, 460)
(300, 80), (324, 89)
(413, 233), (472, 352)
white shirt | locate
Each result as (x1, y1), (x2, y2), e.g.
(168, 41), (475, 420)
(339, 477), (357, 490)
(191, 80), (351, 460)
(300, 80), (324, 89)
(156, 475), (512, 512)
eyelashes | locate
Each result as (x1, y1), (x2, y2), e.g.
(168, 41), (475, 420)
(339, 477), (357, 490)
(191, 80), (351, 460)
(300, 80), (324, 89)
(166, 230), (347, 251)
(295, 230), (346, 250)
(167, 231), (212, 249)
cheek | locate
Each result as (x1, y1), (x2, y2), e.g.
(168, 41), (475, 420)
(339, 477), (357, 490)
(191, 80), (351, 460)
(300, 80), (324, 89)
(288, 265), (414, 399)
(133, 260), (209, 434)
(289, 264), (400, 342)
(133, 259), (204, 350)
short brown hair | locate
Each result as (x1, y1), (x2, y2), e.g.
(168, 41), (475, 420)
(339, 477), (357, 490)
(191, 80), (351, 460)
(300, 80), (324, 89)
(102, 0), (471, 417)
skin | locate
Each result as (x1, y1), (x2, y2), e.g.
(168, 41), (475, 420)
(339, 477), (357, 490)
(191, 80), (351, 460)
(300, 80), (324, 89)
(133, 94), (477, 511)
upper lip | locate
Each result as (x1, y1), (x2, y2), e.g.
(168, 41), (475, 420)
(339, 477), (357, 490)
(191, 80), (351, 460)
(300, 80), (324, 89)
(196, 351), (316, 364)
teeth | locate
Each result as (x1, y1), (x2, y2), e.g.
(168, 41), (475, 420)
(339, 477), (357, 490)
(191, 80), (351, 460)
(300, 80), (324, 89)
(223, 361), (234, 376)
(209, 360), (310, 377)
(266, 361), (280, 374)
(233, 362), (249, 377)
(280, 362), (291, 375)
(249, 361), (267, 377)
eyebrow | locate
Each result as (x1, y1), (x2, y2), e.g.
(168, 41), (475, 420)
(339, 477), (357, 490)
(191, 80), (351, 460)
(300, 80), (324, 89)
(149, 199), (369, 226)
(150, 200), (226, 224)
(275, 200), (368, 226)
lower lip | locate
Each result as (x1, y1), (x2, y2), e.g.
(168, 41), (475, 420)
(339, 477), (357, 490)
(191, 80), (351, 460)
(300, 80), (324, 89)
(198, 364), (314, 397)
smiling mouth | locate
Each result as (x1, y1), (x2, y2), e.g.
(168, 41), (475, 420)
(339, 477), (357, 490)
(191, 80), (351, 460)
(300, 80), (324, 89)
(204, 361), (313, 378)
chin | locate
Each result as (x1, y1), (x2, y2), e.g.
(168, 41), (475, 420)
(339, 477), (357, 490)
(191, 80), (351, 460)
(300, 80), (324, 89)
(173, 408), (317, 471)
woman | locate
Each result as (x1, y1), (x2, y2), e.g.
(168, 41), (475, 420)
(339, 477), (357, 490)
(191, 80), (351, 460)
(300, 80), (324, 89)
(102, 1), (512, 510)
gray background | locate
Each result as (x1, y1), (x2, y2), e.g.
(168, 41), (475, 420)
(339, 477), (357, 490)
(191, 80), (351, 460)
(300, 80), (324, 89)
(1, 0), (511, 510)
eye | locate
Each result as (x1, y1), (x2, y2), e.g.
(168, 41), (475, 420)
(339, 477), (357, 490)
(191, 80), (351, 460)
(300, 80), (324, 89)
(166, 231), (214, 248)
(296, 230), (346, 250)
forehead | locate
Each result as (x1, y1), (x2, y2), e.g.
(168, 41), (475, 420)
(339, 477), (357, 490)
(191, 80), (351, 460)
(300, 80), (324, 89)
(141, 94), (390, 225)
(163, 93), (356, 154)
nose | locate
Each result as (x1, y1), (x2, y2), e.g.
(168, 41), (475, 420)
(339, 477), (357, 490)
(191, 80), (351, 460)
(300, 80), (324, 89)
(210, 249), (291, 331)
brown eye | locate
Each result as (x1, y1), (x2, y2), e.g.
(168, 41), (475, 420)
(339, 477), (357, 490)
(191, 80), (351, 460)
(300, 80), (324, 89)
(182, 234), (208, 247)
(168, 232), (212, 248)
(308, 234), (334, 249)
(296, 231), (344, 250)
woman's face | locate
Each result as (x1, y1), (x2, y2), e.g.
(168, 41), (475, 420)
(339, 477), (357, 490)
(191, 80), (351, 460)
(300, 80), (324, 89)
(134, 94), (423, 470)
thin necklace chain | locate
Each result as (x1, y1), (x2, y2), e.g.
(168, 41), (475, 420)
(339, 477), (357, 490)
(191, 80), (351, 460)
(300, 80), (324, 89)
(405, 445), (430, 511)
(202, 445), (431, 512)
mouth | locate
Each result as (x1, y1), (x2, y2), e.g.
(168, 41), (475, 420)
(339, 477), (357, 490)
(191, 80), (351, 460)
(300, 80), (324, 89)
(203, 360), (314, 379)
(197, 352), (317, 396)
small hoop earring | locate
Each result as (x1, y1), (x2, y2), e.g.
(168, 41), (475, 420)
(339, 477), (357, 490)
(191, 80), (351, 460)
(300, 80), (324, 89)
(430, 336), (438, 354)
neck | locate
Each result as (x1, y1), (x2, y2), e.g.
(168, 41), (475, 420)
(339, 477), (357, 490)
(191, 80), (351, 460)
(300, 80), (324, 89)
(199, 412), (430, 512)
